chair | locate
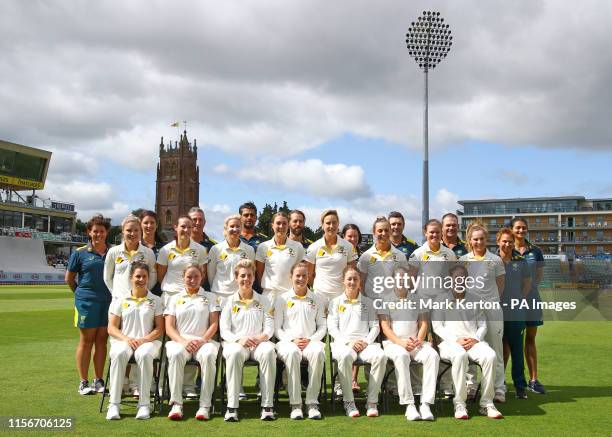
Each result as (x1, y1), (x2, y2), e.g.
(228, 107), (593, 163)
(219, 356), (264, 414)
(380, 360), (424, 413)
(99, 336), (166, 414)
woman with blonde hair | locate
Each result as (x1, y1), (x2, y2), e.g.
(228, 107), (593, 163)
(208, 215), (255, 304)
(104, 214), (157, 299)
(220, 259), (277, 422)
(459, 222), (506, 402)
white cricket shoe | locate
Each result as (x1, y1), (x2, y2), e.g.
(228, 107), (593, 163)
(224, 408), (239, 422)
(420, 403), (434, 421)
(135, 406), (150, 420)
(168, 404), (183, 420)
(106, 404), (120, 420)
(479, 404), (503, 419)
(307, 404), (322, 420)
(195, 407), (210, 421)
(405, 403), (421, 421)
(260, 407), (276, 421)
(344, 401), (360, 418)
(366, 403), (379, 417)
(290, 405), (304, 420)
(454, 403), (469, 420)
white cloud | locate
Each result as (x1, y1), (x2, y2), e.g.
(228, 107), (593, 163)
(200, 203), (232, 242)
(212, 164), (229, 174)
(235, 159), (371, 199)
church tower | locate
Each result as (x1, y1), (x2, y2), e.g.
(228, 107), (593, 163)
(155, 130), (199, 232)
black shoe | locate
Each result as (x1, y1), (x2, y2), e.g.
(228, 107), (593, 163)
(516, 387), (528, 399)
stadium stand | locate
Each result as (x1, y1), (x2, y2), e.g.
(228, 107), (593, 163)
(0, 236), (65, 284)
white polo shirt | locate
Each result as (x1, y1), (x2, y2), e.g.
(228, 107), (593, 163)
(109, 292), (163, 339)
(157, 240), (208, 294)
(256, 238), (305, 295)
(459, 251), (505, 302)
(305, 237), (358, 300)
(327, 293), (379, 345)
(104, 242), (157, 299)
(379, 293), (422, 340)
(164, 288), (221, 339)
(220, 291), (274, 343)
(207, 240), (255, 297)
(274, 289), (326, 342)
(408, 242), (457, 298)
(357, 244), (409, 299)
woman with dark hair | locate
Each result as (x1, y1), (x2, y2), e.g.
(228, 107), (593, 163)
(106, 261), (164, 420)
(341, 224), (362, 257)
(511, 217), (546, 395)
(66, 215), (111, 395)
(139, 210), (164, 296)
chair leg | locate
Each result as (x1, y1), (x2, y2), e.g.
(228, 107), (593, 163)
(99, 361), (111, 413)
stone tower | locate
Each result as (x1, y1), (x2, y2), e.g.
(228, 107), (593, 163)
(155, 130), (199, 232)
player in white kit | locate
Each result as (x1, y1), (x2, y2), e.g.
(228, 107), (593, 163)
(164, 264), (221, 421)
(274, 261), (326, 420)
(105, 262), (164, 420)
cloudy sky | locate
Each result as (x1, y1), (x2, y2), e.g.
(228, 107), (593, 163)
(1, 0), (611, 240)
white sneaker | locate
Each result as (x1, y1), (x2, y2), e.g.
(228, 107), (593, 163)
(479, 404), (503, 419)
(239, 391), (247, 401)
(290, 405), (304, 420)
(344, 401), (360, 418)
(195, 407), (210, 421)
(106, 404), (120, 420)
(168, 404), (183, 420)
(420, 403), (434, 421)
(466, 386), (478, 402)
(224, 408), (238, 422)
(366, 403), (379, 417)
(494, 391), (506, 403)
(132, 387), (140, 398)
(260, 407), (276, 421)
(92, 378), (105, 394)
(307, 404), (321, 420)
(78, 380), (95, 395)
(184, 387), (198, 399)
(135, 406), (150, 420)
(454, 403), (469, 420)
(334, 381), (343, 397)
(405, 403), (421, 421)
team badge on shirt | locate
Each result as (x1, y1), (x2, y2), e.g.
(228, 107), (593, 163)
(339, 305), (346, 313)
(287, 300), (295, 308)
(116, 256), (125, 264)
(220, 252), (228, 261)
(232, 305), (240, 314)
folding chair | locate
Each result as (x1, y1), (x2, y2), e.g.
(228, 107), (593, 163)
(99, 336), (166, 414)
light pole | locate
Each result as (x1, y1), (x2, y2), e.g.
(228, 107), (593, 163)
(406, 11), (452, 231)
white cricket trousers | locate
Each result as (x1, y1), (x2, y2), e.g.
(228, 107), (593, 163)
(276, 340), (325, 406)
(466, 308), (505, 394)
(109, 340), (161, 407)
(331, 342), (387, 404)
(438, 340), (496, 407)
(165, 340), (219, 407)
(222, 341), (276, 409)
(383, 341), (440, 405)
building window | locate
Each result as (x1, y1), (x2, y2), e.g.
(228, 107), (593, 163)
(549, 217), (557, 224)
(166, 185), (172, 200)
(165, 210), (172, 225)
(548, 232), (556, 241)
(596, 246), (604, 254)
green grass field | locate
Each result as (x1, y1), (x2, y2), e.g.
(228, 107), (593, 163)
(1, 285), (611, 436)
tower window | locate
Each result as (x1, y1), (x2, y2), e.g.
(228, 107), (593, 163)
(166, 185), (172, 200)
(165, 210), (172, 225)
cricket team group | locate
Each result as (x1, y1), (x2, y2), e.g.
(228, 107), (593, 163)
(67, 202), (546, 422)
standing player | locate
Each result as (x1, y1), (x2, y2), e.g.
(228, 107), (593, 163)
(441, 213), (468, 257)
(220, 260), (277, 422)
(66, 214), (111, 395)
(139, 210), (164, 296)
(208, 215), (256, 303)
(106, 262), (164, 420)
(496, 228), (531, 399)
(511, 217), (546, 394)
(165, 264), (220, 421)
(188, 207), (217, 253)
(460, 223), (506, 402)
(328, 266), (387, 418)
(239, 201), (267, 253)
(156, 215), (208, 308)
(379, 265), (439, 421)
(305, 210), (358, 305)
(358, 217), (408, 299)
(256, 211), (305, 305)
(342, 224), (363, 257)
(388, 211), (419, 260)
(288, 209), (313, 249)
(432, 264), (503, 420)
(274, 262), (326, 420)
(104, 215), (157, 299)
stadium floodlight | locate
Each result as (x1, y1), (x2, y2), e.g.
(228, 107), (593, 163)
(406, 10), (452, 231)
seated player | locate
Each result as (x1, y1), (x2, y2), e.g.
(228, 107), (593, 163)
(275, 261), (326, 420)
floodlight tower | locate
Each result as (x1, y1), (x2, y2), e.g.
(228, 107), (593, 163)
(406, 11), (453, 230)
